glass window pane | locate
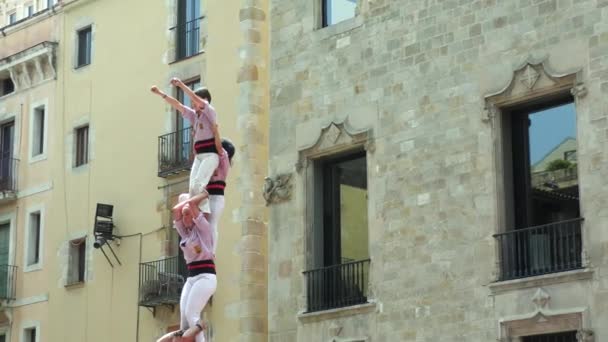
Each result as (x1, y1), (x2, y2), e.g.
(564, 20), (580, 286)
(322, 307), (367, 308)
(337, 156), (368, 262)
(528, 102), (579, 224)
(324, 0), (356, 26)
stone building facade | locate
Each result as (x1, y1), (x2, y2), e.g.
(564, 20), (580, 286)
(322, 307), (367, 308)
(267, 0), (608, 341)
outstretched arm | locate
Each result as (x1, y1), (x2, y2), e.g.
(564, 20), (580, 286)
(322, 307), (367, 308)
(212, 123), (223, 156)
(150, 85), (189, 115)
(171, 78), (206, 109)
(187, 191), (209, 218)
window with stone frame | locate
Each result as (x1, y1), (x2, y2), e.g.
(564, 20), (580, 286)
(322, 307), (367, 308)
(67, 237), (86, 285)
(74, 125), (89, 167)
(174, 0), (202, 61)
(23, 326), (37, 342)
(321, 0), (357, 27)
(304, 149), (370, 312)
(495, 95), (583, 281)
(0, 74), (14, 97)
(76, 26), (92, 68)
(7, 11), (17, 25)
(25, 3), (34, 17)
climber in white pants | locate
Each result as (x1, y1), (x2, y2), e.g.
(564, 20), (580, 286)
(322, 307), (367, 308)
(205, 138), (235, 254)
(151, 78), (223, 214)
(157, 193), (216, 342)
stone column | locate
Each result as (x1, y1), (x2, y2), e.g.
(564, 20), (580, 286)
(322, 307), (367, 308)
(237, 0), (269, 341)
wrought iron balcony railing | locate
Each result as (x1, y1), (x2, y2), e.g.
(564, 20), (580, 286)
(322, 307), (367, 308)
(170, 16), (205, 62)
(158, 127), (193, 177)
(494, 218), (583, 281)
(0, 265), (17, 301)
(0, 157), (18, 193)
(138, 256), (187, 307)
(303, 259), (370, 313)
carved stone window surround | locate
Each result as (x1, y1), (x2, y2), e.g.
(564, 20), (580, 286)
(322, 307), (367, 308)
(497, 288), (593, 341)
(483, 57), (591, 283)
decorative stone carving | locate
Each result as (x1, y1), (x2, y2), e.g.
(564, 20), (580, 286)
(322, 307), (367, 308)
(263, 173), (293, 206)
(570, 83), (588, 99)
(328, 322), (343, 337)
(532, 288), (550, 311)
(363, 139), (375, 153)
(482, 103), (499, 123)
(576, 329), (594, 342)
(485, 58), (583, 113)
(0, 41), (57, 93)
(520, 65), (540, 90)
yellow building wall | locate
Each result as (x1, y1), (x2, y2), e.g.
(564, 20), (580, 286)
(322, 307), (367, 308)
(44, 0), (249, 341)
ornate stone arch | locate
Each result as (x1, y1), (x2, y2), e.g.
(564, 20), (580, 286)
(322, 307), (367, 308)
(483, 57), (586, 123)
(498, 288), (593, 341)
(482, 57), (591, 281)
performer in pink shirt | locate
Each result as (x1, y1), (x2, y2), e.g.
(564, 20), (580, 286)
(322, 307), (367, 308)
(151, 78), (223, 213)
(206, 139), (235, 254)
(157, 193), (216, 342)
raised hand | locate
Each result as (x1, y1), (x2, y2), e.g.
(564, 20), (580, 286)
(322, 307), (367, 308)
(150, 85), (161, 94)
(170, 77), (182, 87)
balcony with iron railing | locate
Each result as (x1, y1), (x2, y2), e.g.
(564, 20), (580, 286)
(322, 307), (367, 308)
(494, 218), (583, 281)
(0, 265), (17, 301)
(170, 16), (205, 63)
(303, 259), (370, 313)
(158, 127), (193, 177)
(138, 256), (187, 308)
(0, 157), (18, 202)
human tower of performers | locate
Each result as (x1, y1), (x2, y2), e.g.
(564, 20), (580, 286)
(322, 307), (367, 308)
(151, 78), (235, 342)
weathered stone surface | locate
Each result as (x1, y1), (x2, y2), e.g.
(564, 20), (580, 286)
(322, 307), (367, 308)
(268, 0), (608, 340)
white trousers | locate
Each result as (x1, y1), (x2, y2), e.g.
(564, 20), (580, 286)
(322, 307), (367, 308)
(179, 273), (217, 342)
(208, 195), (225, 255)
(189, 153), (219, 213)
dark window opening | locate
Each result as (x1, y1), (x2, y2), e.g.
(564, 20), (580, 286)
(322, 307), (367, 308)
(496, 97), (583, 281)
(507, 99), (579, 229)
(522, 331), (577, 342)
(76, 26), (92, 68)
(25, 328), (36, 342)
(0, 77), (15, 97)
(75, 125), (89, 167)
(27, 212), (41, 266)
(175, 0), (201, 60)
(305, 150), (370, 312)
(32, 106), (45, 156)
(321, 151), (369, 266)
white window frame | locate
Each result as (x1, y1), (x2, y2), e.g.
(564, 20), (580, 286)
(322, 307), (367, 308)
(28, 100), (49, 163)
(7, 11), (17, 25)
(23, 205), (44, 272)
(0, 212), (17, 269)
(66, 237), (87, 286)
(0, 325), (11, 342)
(20, 321), (40, 342)
(73, 124), (89, 168)
(24, 3), (34, 17)
(73, 23), (94, 70)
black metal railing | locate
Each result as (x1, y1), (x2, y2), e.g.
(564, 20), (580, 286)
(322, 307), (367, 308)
(0, 157), (18, 192)
(170, 16), (205, 62)
(303, 259), (370, 313)
(522, 331), (577, 342)
(158, 127), (193, 177)
(138, 256), (187, 307)
(0, 265), (17, 300)
(495, 218), (583, 281)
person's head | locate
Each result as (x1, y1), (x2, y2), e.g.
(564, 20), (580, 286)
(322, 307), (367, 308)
(181, 203), (194, 227)
(221, 138), (236, 164)
(177, 193), (194, 226)
(195, 87), (211, 103)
